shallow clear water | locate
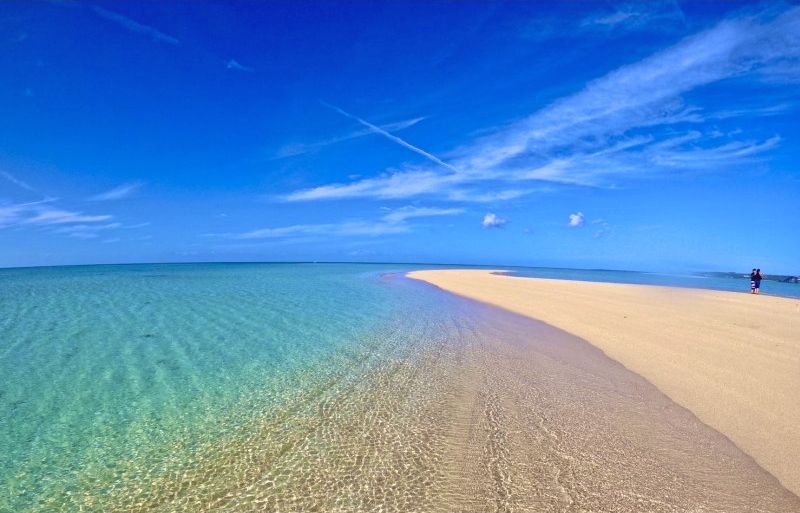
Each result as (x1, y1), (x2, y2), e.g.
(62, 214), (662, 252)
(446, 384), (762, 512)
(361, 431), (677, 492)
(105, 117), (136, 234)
(1, 263), (420, 511)
(2, 263), (798, 512)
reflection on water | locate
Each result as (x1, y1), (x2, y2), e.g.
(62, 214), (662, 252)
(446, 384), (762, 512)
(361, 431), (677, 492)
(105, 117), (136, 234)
(1, 264), (797, 512)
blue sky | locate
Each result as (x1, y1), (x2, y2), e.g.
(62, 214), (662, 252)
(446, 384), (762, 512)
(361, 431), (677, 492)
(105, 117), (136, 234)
(1, 1), (798, 272)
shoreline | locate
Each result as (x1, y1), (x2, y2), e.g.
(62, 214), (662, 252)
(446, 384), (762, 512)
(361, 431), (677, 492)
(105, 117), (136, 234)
(408, 269), (800, 497)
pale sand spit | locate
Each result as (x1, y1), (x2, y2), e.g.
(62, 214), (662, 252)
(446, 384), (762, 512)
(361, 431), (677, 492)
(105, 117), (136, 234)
(408, 269), (800, 497)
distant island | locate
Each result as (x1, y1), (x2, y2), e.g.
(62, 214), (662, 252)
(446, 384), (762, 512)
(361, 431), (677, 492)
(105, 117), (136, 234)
(701, 272), (800, 284)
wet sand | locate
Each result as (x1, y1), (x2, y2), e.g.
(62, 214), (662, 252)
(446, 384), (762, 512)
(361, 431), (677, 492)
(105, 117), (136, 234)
(409, 269), (800, 499)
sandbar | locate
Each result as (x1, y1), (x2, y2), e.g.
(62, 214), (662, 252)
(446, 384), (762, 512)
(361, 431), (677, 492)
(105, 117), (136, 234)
(408, 269), (800, 496)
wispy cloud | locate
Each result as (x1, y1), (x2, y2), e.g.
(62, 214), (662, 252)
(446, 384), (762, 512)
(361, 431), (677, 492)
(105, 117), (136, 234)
(446, 187), (549, 203)
(0, 198), (152, 245)
(380, 205), (463, 224)
(55, 222), (122, 239)
(0, 200), (112, 230)
(52, 221), (147, 240)
(286, 6), (799, 203)
(91, 6), (179, 45)
(232, 221), (407, 240)
(482, 213), (507, 229)
(591, 218), (611, 238)
(568, 212), (584, 227)
(273, 116), (426, 159)
(226, 59), (254, 72)
(712, 103), (795, 119)
(581, 1), (685, 31)
(90, 181), (143, 201)
(216, 205), (463, 240)
(0, 200), (46, 228)
(125, 222), (151, 229)
(24, 208), (112, 225)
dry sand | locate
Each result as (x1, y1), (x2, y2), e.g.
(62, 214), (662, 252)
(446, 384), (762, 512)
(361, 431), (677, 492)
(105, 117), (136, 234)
(408, 269), (800, 497)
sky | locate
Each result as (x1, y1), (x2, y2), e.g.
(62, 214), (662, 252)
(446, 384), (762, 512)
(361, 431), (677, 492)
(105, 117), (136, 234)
(1, 1), (799, 272)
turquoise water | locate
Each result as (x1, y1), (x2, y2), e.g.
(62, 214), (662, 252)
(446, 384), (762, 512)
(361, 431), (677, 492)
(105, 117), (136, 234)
(2, 263), (798, 512)
(502, 266), (800, 298)
(1, 263), (440, 511)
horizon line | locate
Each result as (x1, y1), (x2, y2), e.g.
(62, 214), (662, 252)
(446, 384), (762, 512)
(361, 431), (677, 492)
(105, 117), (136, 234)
(0, 259), (793, 277)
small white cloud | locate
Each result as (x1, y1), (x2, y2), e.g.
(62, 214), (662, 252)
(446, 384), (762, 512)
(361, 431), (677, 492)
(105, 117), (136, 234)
(568, 212), (584, 227)
(90, 181), (143, 201)
(482, 212), (507, 229)
(226, 59), (254, 72)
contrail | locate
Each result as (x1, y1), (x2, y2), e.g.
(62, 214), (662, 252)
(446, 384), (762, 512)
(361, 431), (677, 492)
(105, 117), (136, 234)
(0, 171), (37, 193)
(322, 102), (458, 172)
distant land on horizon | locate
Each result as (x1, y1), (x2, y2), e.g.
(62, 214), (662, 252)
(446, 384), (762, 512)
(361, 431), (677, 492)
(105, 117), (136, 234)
(701, 271), (800, 284)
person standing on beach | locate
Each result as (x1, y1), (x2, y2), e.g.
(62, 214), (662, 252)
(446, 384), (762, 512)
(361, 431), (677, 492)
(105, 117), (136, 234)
(750, 269), (757, 293)
(754, 268), (763, 294)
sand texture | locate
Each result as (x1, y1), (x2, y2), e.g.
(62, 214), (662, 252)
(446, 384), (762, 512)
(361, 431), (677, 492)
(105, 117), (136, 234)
(409, 269), (800, 497)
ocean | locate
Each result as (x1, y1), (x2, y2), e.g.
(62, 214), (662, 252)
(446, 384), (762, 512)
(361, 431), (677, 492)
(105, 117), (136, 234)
(2, 263), (798, 512)
(502, 266), (800, 298)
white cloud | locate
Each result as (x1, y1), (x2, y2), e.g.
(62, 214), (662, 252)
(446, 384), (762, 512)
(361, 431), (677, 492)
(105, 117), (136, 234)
(568, 212), (584, 227)
(286, 168), (463, 201)
(234, 221), (408, 240)
(217, 205), (463, 240)
(482, 213), (507, 229)
(226, 59), (254, 72)
(446, 188), (535, 202)
(91, 6), (179, 45)
(0, 200), (113, 233)
(90, 181), (143, 201)
(24, 208), (112, 225)
(381, 205), (463, 224)
(285, 6), (799, 202)
(54, 222), (123, 239)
